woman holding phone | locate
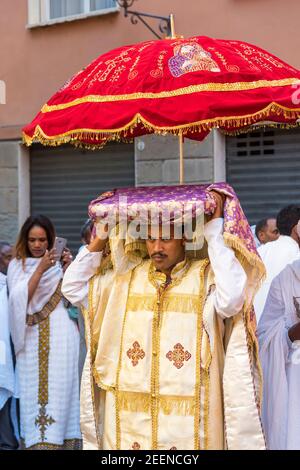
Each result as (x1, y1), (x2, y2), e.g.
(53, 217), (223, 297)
(7, 215), (81, 450)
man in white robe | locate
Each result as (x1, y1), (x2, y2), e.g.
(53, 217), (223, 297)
(258, 258), (300, 449)
(0, 272), (18, 450)
(62, 193), (265, 450)
(254, 205), (300, 324)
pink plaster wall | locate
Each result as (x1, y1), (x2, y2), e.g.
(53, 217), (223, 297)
(0, 0), (299, 138)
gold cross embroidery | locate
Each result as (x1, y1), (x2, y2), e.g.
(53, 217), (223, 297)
(35, 405), (56, 442)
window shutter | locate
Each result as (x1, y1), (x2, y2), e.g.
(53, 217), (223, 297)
(30, 143), (135, 253)
(226, 129), (300, 224)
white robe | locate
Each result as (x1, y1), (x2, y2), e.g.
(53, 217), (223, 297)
(7, 258), (81, 449)
(0, 273), (15, 410)
(254, 236), (300, 324)
(258, 259), (300, 450)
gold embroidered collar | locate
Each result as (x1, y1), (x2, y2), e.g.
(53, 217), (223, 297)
(148, 258), (191, 289)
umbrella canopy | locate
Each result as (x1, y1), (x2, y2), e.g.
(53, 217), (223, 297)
(23, 35), (300, 151)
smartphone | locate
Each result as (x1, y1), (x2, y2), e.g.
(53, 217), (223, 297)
(53, 237), (67, 261)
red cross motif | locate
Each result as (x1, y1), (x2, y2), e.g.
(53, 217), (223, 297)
(132, 442), (141, 450)
(127, 341), (145, 367)
(166, 343), (191, 369)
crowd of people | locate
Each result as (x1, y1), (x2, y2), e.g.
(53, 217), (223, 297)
(1, 197), (300, 450)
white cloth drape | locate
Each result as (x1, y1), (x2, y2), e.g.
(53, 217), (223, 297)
(258, 259), (300, 449)
(0, 273), (15, 410)
(254, 236), (300, 323)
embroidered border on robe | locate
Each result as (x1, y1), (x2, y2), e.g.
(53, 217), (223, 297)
(26, 280), (63, 326)
(34, 316), (56, 443)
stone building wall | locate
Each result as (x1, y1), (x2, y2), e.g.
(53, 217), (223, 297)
(0, 141), (19, 242)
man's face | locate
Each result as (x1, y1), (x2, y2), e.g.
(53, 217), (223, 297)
(259, 218), (279, 244)
(0, 244), (13, 274)
(145, 225), (185, 276)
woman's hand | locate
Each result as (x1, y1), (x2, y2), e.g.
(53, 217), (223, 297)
(37, 248), (57, 274)
(61, 248), (73, 273)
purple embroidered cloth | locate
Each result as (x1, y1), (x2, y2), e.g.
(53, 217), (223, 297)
(88, 182), (258, 257)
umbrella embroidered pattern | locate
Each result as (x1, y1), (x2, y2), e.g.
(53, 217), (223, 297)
(23, 35), (300, 182)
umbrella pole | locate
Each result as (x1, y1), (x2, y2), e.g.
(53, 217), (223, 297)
(170, 14), (176, 39)
(179, 133), (184, 184)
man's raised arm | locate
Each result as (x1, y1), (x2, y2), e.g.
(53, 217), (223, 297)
(205, 192), (247, 319)
(62, 227), (108, 309)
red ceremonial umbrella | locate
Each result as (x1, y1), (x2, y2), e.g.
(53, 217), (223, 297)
(23, 34), (300, 182)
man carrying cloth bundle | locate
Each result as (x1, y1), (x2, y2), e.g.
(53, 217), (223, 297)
(62, 183), (265, 450)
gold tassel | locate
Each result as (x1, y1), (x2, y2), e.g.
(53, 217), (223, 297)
(117, 391), (195, 416)
(118, 392), (151, 414)
(22, 101), (300, 151)
(160, 395), (195, 416)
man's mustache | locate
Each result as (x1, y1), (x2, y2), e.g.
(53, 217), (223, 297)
(151, 252), (167, 258)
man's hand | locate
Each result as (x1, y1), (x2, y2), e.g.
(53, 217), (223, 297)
(88, 223), (110, 253)
(208, 191), (225, 220)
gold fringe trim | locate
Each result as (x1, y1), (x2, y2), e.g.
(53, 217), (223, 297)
(150, 281), (161, 449)
(22, 129), (109, 150)
(23, 102), (300, 150)
(194, 259), (210, 449)
(125, 241), (149, 266)
(86, 277), (102, 449)
(115, 271), (133, 450)
(126, 293), (201, 314)
(92, 366), (116, 392)
(96, 253), (113, 276)
(223, 233), (266, 282)
(87, 276), (99, 361)
(41, 78), (300, 112)
(160, 396), (195, 416)
(203, 353), (212, 450)
(117, 391), (196, 416)
(124, 241), (148, 258)
(222, 121), (300, 137)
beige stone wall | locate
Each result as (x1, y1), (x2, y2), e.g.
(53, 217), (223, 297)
(135, 134), (214, 186)
(0, 142), (19, 241)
